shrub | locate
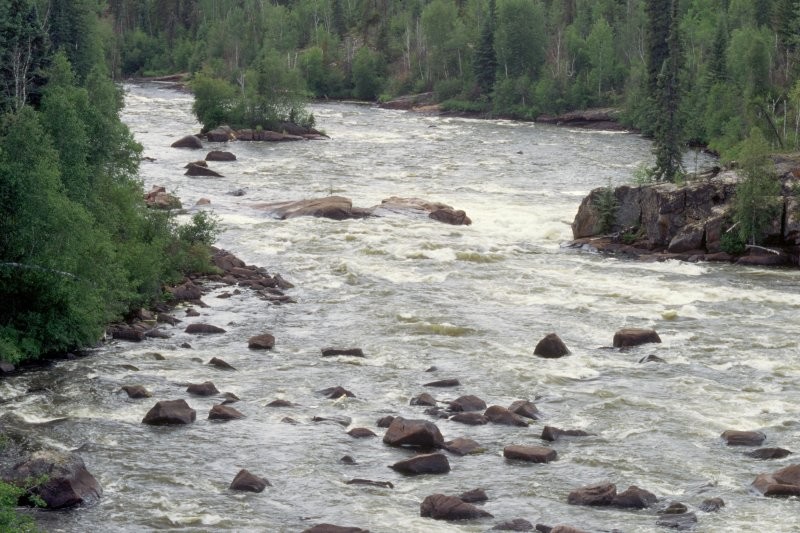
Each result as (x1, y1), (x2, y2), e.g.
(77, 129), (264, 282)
(594, 179), (618, 234)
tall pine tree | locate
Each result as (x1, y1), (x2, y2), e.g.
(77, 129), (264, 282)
(474, 0), (497, 98)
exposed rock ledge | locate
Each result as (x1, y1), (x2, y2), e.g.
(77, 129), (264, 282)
(569, 166), (800, 266)
(537, 108), (626, 131)
(202, 124), (328, 143)
(253, 196), (472, 226)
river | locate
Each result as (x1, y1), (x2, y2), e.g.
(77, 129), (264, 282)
(1, 83), (798, 532)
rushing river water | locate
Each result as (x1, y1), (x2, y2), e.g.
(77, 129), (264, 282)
(2, 83), (799, 532)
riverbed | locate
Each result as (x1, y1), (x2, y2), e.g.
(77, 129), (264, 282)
(1, 83), (798, 532)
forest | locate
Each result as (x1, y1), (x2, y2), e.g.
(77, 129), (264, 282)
(106, 0), (800, 161)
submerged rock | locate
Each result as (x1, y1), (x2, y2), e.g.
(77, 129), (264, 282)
(698, 497), (725, 512)
(424, 378), (460, 387)
(492, 518), (534, 531)
(301, 525), (369, 533)
(410, 392), (437, 406)
(346, 478), (394, 489)
(450, 412), (489, 425)
(347, 427), (377, 438)
(420, 493), (493, 520)
(7, 450), (102, 509)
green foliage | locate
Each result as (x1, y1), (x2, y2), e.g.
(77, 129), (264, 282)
(190, 70), (238, 131)
(473, 0), (498, 98)
(0, 480), (38, 533)
(594, 179), (619, 234)
(720, 230), (746, 254)
(731, 128), (782, 245)
(352, 47), (384, 101)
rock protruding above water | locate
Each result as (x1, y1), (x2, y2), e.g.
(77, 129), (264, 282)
(508, 400), (540, 420)
(746, 447), (793, 460)
(347, 427), (377, 438)
(142, 399), (197, 425)
(253, 195), (472, 226)
(533, 333), (570, 358)
(121, 385), (152, 398)
(443, 437), (483, 456)
(698, 497), (725, 512)
(301, 525), (369, 533)
(321, 347), (364, 357)
(450, 412), (488, 425)
(611, 485), (658, 509)
(503, 445), (557, 463)
(383, 417), (445, 448)
(424, 378), (460, 388)
(229, 469), (270, 492)
(410, 392), (437, 406)
(420, 493), (493, 521)
(208, 357), (236, 370)
(567, 482), (657, 510)
(185, 163), (223, 177)
(144, 185), (181, 209)
(206, 150), (236, 161)
(186, 381), (219, 396)
(613, 328), (661, 348)
(492, 518), (534, 531)
(248, 334), (275, 350)
(751, 464), (800, 496)
(721, 429), (766, 446)
(185, 323), (226, 334)
(6, 450), (102, 509)
(541, 426), (593, 441)
(209, 404), (245, 420)
(484, 405), (529, 427)
(448, 395), (487, 412)
(171, 135), (203, 149)
(390, 452), (450, 475)
(319, 386), (355, 399)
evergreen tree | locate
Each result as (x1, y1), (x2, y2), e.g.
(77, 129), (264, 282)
(645, 0), (671, 96)
(474, 0), (497, 98)
(0, 0), (49, 113)
(650, 0), (683, 182)
(708, 17), (728, 83)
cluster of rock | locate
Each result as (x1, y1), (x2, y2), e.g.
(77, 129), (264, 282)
(170, 122), (328, 149)
(253, 195), (472, 226)
(536, 108), (625, 131)
(570, 165), (800, 266)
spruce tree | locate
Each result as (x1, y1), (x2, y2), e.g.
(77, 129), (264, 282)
(474, 0), (497, 98)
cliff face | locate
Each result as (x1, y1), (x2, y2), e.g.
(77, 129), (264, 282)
(571, 169), (800, 265)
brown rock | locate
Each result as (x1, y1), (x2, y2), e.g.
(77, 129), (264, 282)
(698, 497), (725, 512)
(410, 393), (437, 406)
(424, 378), (460, 387)
(746, 447), (792, 460)
(171, 135), (203, 149)
(248, 334), (275, 349)
(567, 482), (617, 506)
(208, 404), (245, 420)
(121, 385), (151, 399)
(206, 150), (237, 161)
(206, 127), (233, 142)
(186, 381), (219, 396)
(377, 416), (395, 428)
(229, 469), (270, 492)
(157, 313), (181, 325)
(390, 452), (450, 475)
(319, 386), (355, 399)
(312, 415), (351, 427)
(550, 526), (590, 533)
(533, 333), (570, 358)
(503, 445), (557, 463)
(613, 328), (661, 347)
(109, 325), (145, 342)
(450, 412), (489, 425)
(429, 208), (472, 226)
(484, 405), (529, 427)
(185, 163), (223, 177)
(611, 485), (657, 509)
(508, 400), (541, 420)
(448, 395), (487, 412)
(541, 426), (593, 441)
(267, 399), (295, 407)
(142, 399), (196, 425)
(208, 357), (236, 370)
(383, 417), (444, 448)
(184, 160), (207, 168)
(420, 493), (493, 520)
(721, 429), (766, 446)
(347, 427), (377, 438)
(255, 196), (367, 221)
(195, 198), (211, 206)
(656, 512), (698, 530)
(8, 450), (102, 509)
(185, 323), (226, 334)
(751, 464), (800, 496)
(492, 518), (534, 531)
(443, 437), (484, 456)
(458, 488), (488, 503)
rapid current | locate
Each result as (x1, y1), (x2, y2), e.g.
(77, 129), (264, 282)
(1, 83), (798, 532)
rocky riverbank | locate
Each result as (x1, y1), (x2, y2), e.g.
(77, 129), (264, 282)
(569, 158), (800, 267)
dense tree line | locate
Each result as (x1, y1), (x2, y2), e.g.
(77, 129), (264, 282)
(0, 0), (218, 364)
(108, 0), (800, 164)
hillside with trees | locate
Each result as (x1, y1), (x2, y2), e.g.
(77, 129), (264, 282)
(107, 0), (800, 163)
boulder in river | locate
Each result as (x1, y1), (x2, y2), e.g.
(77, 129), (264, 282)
(410, 392), (437, 406)
(0, 360), (15, 373)
(751, 463), (800, 496)
(458, 488), (488, 503)
(390, 452), (450, 475)
(377, 415), (396, 428)
(375, 196), (472, 225)
(450, 412), (488, 425)
(186, 381), (219, 396)
(255, 196), (372, 221)
(613, 328), (661, 348)
(448, 395), (487, 412)
(301, 525), (369, 533)
(229, 469), (270, 492)
(208, 404), (245, 420)
(208, 357), (236, 370)
(721, 429), (766, 446)
(121, 385), (151, 399)
(170, 281), (202, 301)
(248, 333), (275, 349)
(346, 478), (394, 489)
(347, 427), (377, 438)
(171, 135), (203, 149)
(420, 493), (493, 521)
(484, 405), (529, 427)
(492, 518), (534, 531)
(698, 497), (725, 512)
(206, 127), (233, 142)
(185, 163), (223, 177)
(611, 485), (657, 509)
(7, 450), (102, 509)
(508, 400), (541, 420)
(142, 399), (196, 425)
(533, 333), (570, 358)
(567, 482), (617, 506)
(319, 386), (355, 399)
(541, 426), (593, 441)
(503, 445), (557, 463)
(206, 150), (237, 161)
(746, 447), (792, 460)
(144, 185), (182, 209)
(185, 323), (226, 334)
(429, 208), (472, 226)
(383, 417), (444, 448)
(443, 437), (484, 456)
(424, 378), (460, 388)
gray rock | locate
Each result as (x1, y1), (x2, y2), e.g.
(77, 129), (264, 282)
(7, 450), (102, 509)
(390, 453), (450, 475)
(229, 469), (270, 492)
(503, 445), (557, 463)
(420, 493), (493, 520)
(613, 328), (661, 347)
(142, 399), (196, 425)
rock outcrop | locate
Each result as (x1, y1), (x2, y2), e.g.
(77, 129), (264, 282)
(144, 186), (181, 209)
(6, 450), (102, 509)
